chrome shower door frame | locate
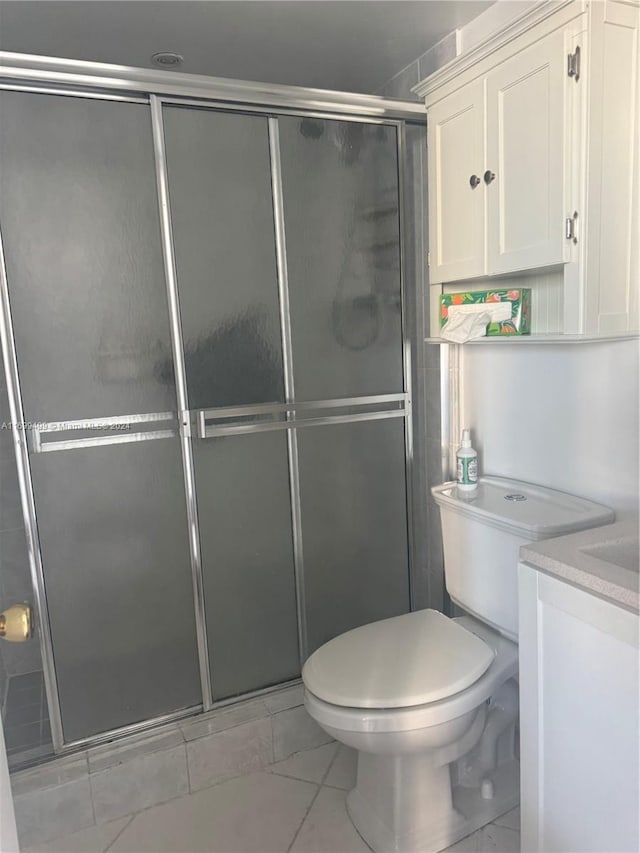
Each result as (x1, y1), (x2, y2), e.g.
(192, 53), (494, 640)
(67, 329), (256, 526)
(268, 115), (308, 662)
(0, 59), (426, 752)
(150, 96), (213, 713)
(0, 226), (65, 750)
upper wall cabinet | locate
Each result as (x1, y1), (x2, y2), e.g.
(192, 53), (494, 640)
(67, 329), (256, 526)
(417, 0), (640, 338)
(583, 0), (639, 335)
(485, 28), (567, 276)
(427, 79), (485, 282)
(428, 27), (568, 284)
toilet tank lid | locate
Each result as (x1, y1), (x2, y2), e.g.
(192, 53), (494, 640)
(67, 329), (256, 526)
(431, 477), (614, 541)
(302, 609), (495, 709)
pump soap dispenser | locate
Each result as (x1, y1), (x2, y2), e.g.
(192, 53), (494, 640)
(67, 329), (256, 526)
(456, 429), (478, 492)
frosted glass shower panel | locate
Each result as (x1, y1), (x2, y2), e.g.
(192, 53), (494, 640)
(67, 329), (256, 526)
(29, 441), (201, 742)
(0, 91), (177, 422)
(194, 431), (300, 700)
(298, 418), (410, 655)
(162, 105), (299, 700)
(0, 91), (201, 743)
(162, 106), (284, 409)
(278, 117), (404, 401)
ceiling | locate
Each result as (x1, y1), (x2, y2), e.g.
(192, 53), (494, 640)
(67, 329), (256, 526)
(0, 1), (494, 94)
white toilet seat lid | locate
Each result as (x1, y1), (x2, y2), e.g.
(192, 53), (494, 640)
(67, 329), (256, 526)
(302, 609), (495, 709)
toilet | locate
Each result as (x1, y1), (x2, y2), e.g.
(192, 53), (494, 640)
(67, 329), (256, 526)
(302, 476), (614, 853)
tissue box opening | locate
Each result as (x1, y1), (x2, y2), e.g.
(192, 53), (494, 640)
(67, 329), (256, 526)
(440, 288), (531, 336)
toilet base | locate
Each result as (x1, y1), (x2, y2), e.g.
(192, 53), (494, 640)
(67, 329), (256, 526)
(346, 757), (520, 853)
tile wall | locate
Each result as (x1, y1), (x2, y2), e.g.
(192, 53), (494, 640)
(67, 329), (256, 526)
(377, 30), (457, 101)
(3, 671), (51, 764)
(0, 364), (44, 720)
(11, 684), (333, 848)
(379, 35), (458, 612)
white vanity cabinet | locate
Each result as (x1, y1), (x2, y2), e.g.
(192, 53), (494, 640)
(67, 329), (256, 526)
(417, 0), (640, 338)
(518, 561), (639, 853)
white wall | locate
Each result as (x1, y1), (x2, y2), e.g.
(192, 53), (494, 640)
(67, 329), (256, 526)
(460, 339), (640, 520)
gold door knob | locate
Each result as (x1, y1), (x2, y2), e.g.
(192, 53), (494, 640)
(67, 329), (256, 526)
(0, 603), (34, 642)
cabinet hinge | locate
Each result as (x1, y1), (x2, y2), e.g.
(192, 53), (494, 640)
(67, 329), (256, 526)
(427, 251), (431, 266)
(565, 211), (579, 244)
(567, 46), (580, 82)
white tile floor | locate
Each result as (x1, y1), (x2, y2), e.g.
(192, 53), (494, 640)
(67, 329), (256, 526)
(25, 743), (520, 853)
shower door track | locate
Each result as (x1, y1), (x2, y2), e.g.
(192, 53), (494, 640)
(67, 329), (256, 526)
(0, 79), (424, 754)
(0, 51), (426, 122)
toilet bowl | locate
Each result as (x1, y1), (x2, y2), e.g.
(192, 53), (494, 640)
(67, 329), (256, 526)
(302, 477), (614, 852)
(303, 610), (519, 853)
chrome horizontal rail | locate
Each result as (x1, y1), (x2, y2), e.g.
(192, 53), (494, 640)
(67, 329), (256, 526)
(196, 395), (409, 439)
(35, 429), (177, 453)
(60, 704), (203, 754)
(198, 393), (408, 422)
(0, 81), (148, 103)
(0, 52), (426, 121)
(31, 411), (177, 453)
(35, 411), (176, 431)
(159, 95), (403, 127)
(198, 407), (407, 439)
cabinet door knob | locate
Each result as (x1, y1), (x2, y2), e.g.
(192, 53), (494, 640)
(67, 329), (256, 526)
(484, 170), (496, 185)
(469, 174), (481, 189)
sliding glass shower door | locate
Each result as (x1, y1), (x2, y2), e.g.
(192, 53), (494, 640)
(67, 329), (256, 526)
(161, 106), (411, 669)
(0, 88), (415, 750)
(277, 117), (410, 652)
(0, 92), (202, 743)
(161, 106), (301, 700)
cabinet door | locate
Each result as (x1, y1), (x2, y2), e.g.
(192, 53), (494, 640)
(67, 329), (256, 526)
(519, 563), (639, 853)
(486, 28), (568, 275)
(427, 78), (485, 283)
(585, 0), (640, 334)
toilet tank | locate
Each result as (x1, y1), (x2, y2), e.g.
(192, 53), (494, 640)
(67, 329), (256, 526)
(431, 477), (614, 640)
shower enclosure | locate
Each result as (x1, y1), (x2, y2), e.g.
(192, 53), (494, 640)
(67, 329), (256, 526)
(0, 54), (427, 762)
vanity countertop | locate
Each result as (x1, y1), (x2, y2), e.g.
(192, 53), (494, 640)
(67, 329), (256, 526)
(520, 520), (639, 613)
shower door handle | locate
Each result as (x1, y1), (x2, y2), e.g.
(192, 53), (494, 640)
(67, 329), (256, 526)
(196, 395), (410, 440)
(196, 403), (292, 440)
(30, 412), (178, 453)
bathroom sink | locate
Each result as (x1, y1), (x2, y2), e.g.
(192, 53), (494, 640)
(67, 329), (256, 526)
(580, 537), (640, 573)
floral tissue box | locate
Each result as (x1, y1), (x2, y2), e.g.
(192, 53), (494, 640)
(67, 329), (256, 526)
(440, 288), (531, 336)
